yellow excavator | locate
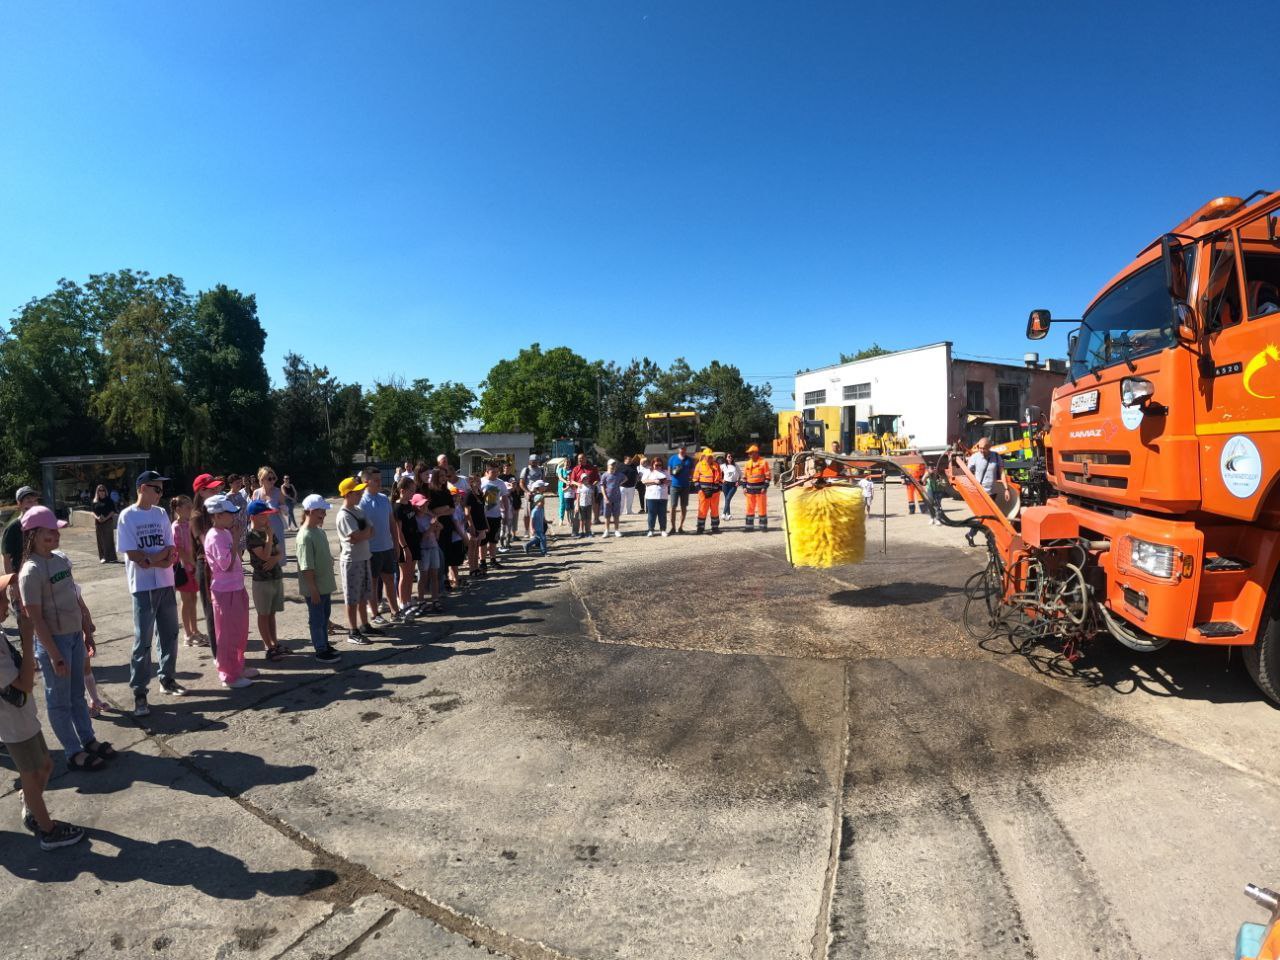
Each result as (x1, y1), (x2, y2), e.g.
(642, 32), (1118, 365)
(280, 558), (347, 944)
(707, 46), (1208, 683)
(854, 414), (912, 456)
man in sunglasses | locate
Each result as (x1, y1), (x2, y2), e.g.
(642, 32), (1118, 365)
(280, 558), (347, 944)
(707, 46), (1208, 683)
(117, 470), (182, 717)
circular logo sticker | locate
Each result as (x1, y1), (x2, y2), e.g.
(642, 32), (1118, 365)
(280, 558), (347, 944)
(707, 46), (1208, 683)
(1120, 404), (1144, 431)
(1220, 435), (1263, 499)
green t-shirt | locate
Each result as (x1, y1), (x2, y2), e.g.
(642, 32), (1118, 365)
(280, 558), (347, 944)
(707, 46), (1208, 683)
(295, 526), (336, 597)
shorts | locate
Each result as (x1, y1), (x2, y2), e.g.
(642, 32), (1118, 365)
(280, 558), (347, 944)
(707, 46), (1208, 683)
(486, 517), (502, 543)
(445, 538), (467, 568)
(251, 578), (285, 614)
(419, 543), (442, 571)
(340, 557), (372, 605)
(176, 564), (199, 594)
(669, 487), (690, 509)
(369, 548), (397, 579)
(603, 495), (622, 519)
(4, 731), (50, 773)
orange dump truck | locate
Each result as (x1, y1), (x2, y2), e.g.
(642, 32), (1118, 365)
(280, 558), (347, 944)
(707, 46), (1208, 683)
(949, 191), (1280, 701)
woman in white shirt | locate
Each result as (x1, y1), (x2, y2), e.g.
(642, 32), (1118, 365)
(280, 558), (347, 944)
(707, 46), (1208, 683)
(638, 456), (671, 537)
(720, 454), (742, 520)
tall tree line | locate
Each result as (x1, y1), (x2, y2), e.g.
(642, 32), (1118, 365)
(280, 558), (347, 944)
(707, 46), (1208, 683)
(0, 270), (376, 491)
(475, 344), (774, 456)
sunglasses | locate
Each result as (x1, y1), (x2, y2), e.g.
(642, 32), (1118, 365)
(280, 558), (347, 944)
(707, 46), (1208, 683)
(145, 485), (163, 494)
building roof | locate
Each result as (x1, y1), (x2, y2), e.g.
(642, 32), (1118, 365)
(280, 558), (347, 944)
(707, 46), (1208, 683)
(796, 342), (952, 377)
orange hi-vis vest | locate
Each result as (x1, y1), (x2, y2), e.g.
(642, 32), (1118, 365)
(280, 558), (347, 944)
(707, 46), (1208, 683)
(743, 458), (770, 490)
(692, 460), (723, 491)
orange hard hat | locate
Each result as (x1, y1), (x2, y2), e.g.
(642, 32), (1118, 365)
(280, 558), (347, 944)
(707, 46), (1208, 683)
(747, 444), (760, 453)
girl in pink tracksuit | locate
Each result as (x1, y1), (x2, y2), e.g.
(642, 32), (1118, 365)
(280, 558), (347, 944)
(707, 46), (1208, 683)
(202, 495), (254, 688)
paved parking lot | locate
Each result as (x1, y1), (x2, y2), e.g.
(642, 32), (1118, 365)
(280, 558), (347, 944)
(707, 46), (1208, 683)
(3, 486), (1278, 959)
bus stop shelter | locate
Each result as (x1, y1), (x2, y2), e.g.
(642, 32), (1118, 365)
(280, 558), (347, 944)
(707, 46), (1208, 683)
(38, 453), (149, 522)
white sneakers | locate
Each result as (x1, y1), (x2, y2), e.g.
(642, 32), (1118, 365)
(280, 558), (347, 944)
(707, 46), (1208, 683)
(661, 530), (670, 537)
(646, 531), (655, 537)
(613, 531), (622, 538)
(242, 667), (261, 679)
(223, 677), (253, 689)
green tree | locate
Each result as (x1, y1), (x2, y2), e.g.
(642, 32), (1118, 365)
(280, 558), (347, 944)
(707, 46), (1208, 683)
(177, 285), (272, 472)
(330, 383), (371, 473)
(690, 361), (774, 452)
(269, 353), (338, 490)
(477, 344), (597, 447)
(418, 380), (476, 456)
(596, 358), (656, 458)
(839, 343), (892, 363)
(93, 295), (187, 466)
(368, 378), (431, 462)
(0, 279), (104, 488)
(644, 357), (697, 413)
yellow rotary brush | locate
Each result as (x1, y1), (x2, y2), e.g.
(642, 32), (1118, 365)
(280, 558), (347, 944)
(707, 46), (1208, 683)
(783, 483), (866, 568)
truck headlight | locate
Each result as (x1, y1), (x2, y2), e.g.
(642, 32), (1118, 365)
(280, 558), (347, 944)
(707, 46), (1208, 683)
(1121, 536), (1188, 581)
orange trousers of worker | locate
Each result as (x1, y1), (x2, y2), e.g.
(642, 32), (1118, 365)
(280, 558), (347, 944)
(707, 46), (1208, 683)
(696, 491), (721, 533)
(744, 490), (768, 530)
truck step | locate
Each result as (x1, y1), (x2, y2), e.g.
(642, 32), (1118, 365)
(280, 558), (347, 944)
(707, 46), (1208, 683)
(1203, 556), (1252, 572)
(1195, 621), (1245, 638)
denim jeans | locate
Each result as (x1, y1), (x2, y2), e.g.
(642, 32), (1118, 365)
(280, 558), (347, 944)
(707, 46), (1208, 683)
(35, 631), (95, 759)
(646, 498), (668, 532)
(305, 594), (333, 654)
(131, 586), (179, 697)
(722, 482), (738, 514)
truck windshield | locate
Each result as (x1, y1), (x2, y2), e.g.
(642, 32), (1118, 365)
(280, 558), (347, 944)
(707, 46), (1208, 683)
(1072, 262), (1178, 379)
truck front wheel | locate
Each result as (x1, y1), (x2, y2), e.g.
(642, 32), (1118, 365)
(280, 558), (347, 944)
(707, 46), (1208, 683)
(1243, 587), (1280, 706)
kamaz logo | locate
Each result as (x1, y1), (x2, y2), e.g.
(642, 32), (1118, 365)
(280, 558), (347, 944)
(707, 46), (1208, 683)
(1069, 429), (1103, 439)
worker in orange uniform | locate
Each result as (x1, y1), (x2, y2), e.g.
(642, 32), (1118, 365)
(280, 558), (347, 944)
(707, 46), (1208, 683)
(742, 444), (771, 532)
(692, 448), (724, 534)
(905, 461), (927, 515)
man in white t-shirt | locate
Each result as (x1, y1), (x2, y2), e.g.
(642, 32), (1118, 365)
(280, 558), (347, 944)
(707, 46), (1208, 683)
(116, 470), (181, 716)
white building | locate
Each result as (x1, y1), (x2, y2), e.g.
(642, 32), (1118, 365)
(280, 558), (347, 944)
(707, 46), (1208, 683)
(792, 342), (1065, 452)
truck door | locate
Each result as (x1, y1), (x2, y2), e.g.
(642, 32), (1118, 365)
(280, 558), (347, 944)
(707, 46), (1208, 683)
(1195, 213), (1280, 521)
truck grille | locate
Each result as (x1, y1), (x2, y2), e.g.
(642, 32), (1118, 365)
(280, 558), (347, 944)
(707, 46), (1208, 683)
(1058, 451), (1132, 465)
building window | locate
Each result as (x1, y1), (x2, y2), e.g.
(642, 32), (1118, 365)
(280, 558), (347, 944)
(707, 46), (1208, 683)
(998, 384), (1021, 421)
(842, 382), (871, 400)
(966, 381), (985, 412)
(803, 389), (827, 405)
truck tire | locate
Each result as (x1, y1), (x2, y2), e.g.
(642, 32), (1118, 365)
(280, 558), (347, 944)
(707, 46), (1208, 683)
(1243, 585), (1280, 706)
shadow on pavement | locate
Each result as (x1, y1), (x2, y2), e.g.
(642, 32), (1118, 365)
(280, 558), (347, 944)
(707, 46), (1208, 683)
(0, 827), (338, 897)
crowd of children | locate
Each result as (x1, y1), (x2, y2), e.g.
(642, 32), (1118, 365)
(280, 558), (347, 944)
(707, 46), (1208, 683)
(0, 445), (786, 851)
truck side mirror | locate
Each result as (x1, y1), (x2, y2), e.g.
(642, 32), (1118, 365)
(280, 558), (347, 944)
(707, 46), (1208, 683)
(1027, 309), (1051, 340)
(1161, 234), (1189, 302)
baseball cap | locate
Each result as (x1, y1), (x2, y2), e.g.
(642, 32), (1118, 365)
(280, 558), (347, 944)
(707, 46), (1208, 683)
(136, 470), (169, 487)
(747, 444), (760, 453)
(338, 477), (366, 497)
(14, 485), (37, 502)
(409, 493), (428, 507)
(301, 494), (330, 512)
(529, 480), (548, 491)
(528, 454), (539, 461)
(192, 473), (224, 493)
(21, 506), (67, 531)
(246, 500), (277, 517)
(204, 494), (240, 514)
(607, 458), (617, 465)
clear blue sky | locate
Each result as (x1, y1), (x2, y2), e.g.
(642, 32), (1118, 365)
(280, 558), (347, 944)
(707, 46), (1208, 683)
(2, 1), (1277, 406)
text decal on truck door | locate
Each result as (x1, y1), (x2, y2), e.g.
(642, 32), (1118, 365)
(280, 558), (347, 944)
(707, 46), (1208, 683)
(1070, 390), (1099, 415)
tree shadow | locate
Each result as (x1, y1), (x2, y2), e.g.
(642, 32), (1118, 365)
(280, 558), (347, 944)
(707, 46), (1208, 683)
(0, 826), (337, 898)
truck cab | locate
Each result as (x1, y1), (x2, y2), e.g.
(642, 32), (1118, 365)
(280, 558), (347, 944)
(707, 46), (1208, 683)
(1024, 192), (1280, 700)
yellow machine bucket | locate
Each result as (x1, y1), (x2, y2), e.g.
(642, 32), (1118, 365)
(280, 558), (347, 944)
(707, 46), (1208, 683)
(783, 482), (866, 568)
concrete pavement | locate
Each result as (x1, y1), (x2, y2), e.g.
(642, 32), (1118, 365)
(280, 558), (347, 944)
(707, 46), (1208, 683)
(3, 485), (1278, 958)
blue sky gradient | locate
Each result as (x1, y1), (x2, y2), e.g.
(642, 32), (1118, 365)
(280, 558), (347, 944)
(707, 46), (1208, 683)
(2, 1), (1277, 404)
